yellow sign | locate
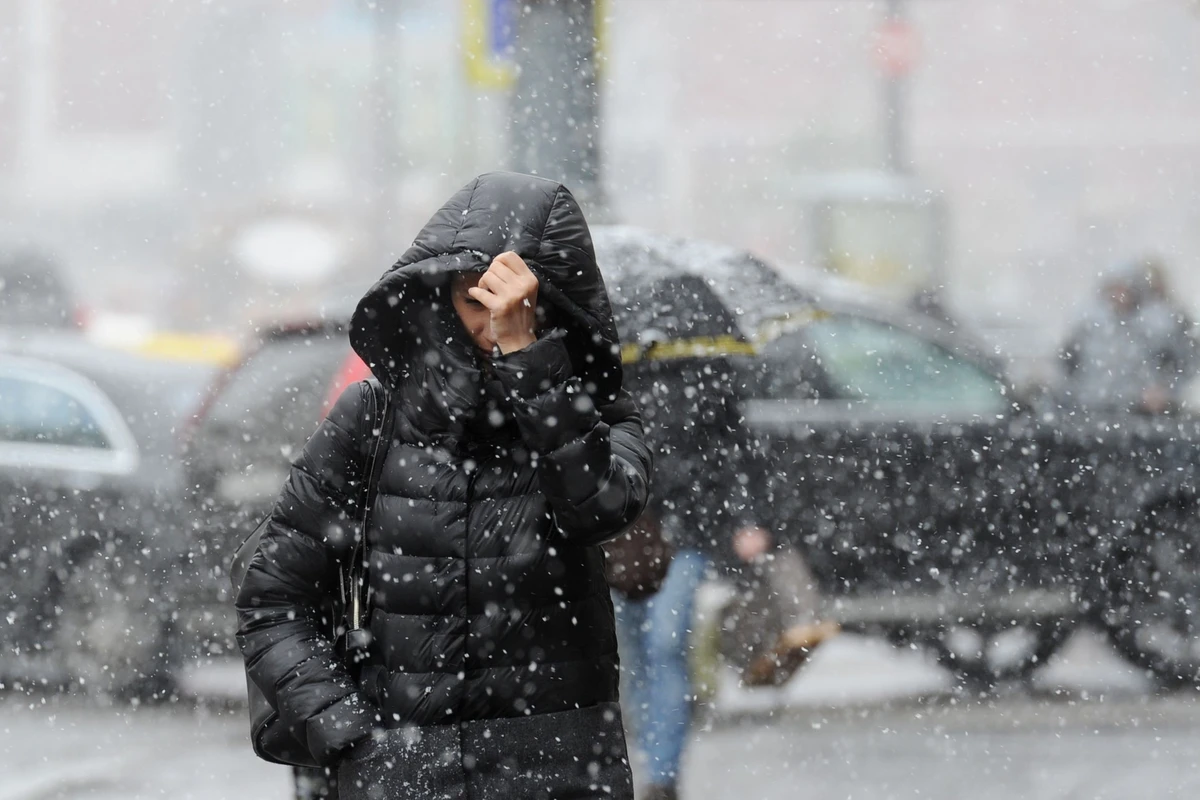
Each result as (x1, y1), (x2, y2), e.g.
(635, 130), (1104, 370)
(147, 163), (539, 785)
(462, 0), (514, 89)
(135, 332), (241, 366)
(462, 0), (607, 90)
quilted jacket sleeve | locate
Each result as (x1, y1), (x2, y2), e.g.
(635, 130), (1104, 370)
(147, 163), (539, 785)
(492, 330), (652, 546)
(235, 382), (378, 765)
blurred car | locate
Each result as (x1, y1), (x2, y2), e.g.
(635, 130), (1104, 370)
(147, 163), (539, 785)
(0, 331), (216, 696)
(178, 316), (368, 659)
(747, 289), (1200, 688)
(0, 251), (84, 329)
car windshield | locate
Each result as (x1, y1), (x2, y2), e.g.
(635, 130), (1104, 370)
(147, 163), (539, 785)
(767, 315), (1009, 417)
(204, 329), (347, 447)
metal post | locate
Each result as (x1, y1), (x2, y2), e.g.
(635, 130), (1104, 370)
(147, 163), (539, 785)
(370, 0), (401, 258)
(883, 0), (908, 174)
(510, 0), (607, 219)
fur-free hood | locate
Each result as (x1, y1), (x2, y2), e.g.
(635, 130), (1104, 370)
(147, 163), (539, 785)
(350, 172), (623, 404)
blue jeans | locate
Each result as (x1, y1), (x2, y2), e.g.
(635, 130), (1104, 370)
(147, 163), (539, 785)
(612, 549), (711, 787)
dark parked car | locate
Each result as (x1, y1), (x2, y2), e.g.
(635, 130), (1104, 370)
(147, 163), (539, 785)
(176, 244), (1200, 692)
(178, 317), (368, 659)
(746, 294), (1200, 687)
(0, 332), (214, 696)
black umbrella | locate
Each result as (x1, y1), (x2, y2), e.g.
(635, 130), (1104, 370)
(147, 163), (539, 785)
(591, 226), (811, 362)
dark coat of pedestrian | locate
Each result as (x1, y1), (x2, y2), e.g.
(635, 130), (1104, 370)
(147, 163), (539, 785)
(629, 355), (765, 560)
(236, 172), (652, 799)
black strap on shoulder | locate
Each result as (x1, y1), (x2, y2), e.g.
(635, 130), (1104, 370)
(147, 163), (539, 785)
(344, 378), (394, 629)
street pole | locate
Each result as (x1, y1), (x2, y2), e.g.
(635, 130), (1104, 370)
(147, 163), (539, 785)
(510, 0), (608, 219)
(370, 0), (401, 258)
(883, 0), (908, 174)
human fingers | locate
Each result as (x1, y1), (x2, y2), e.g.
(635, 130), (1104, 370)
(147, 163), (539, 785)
(483, 263), (516, 290)
(485, 259), (534, 293)
(491, 251), (532, 277)
(477, 269), (518, 300)
(482, 260), (537, 303)
(490, 254), (537, 292)
(467, 285), (502, 310)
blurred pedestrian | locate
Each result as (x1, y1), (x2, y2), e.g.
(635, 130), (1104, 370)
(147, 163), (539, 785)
(1139, 258), (1197, 408)
(615, 355), (833, 800)
(236, 173), (651, 799)
(1060, 257), (1196, 414)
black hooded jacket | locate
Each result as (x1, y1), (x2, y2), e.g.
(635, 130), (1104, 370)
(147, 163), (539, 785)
(236, 173), (651, 795)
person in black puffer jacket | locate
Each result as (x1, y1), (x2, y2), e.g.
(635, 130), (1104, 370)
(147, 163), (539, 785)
(236, 172), (652, 799)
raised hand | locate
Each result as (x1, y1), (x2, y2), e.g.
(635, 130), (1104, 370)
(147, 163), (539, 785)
(467, 252), (540, 355)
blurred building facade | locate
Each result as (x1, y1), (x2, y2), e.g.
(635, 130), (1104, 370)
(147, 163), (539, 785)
(0, 0), (506, 329)
(1, 0), (1198, 347)
(605, 0), (1200, 341)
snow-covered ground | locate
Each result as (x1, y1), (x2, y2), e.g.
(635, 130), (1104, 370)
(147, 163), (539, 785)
(683, 692), (1200, 800)
(0, 699), (285, 800)
(706, 626), (1154, 718)
(0, 628), (1188, 800)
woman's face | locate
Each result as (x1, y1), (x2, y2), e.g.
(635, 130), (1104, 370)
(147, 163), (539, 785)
(451, 272), (496, 354)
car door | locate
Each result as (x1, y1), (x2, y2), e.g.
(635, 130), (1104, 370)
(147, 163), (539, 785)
(747, 310), (1020, 612)
(0, 361), (139, 643)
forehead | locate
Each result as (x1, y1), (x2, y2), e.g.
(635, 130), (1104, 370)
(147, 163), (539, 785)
(451, 271), (482, 291)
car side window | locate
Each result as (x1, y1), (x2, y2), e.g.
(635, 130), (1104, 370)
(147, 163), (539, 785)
(0, 375), (111, 449)
(804, 315), (1008, 415)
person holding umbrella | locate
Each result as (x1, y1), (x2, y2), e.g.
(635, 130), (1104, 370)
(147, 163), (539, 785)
(615, 349), (769, 800)
(593, 231), (837, 800)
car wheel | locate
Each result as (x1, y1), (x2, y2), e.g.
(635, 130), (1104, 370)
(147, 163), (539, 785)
(1105, 503), (1200, 687)
(923, 619), (1070, 691)
(51, 548), (176, 699)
